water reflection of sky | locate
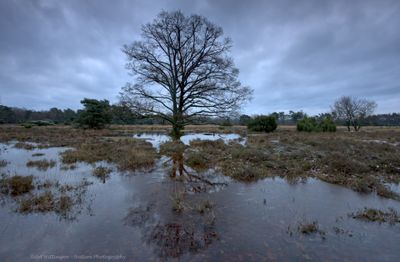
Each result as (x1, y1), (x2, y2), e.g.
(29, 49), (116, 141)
(133, 132), (245, 149)
(1, 142), (400, 261)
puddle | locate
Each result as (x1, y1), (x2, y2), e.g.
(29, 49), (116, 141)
(1, 142), (400, 261)
(133, 132), (245, 149)
(362, 139), (400, 147)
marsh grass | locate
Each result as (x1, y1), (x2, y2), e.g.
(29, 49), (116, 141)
(61, 138), (157, 171)
(159, 141), (186, 156)
(14, 142), (35, 150)
(26, 159), (56, 170)
(185, 151), (211, 171)
(2, 125), (400, 199)
(197, 200), (214, 214)
(32, 153), (45, 157)
(0, 171), (92, 220)
(19, 191), (73, 216)
(0, 159), (8, 168)
(172, 196), (185, 213)
(93, 166), (112, 180)
(297, 221), (326, 237)
(350, 208), (400, 224)
(1, 175), (34, 196)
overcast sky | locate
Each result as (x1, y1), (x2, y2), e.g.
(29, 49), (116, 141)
(1, 0), (399, 114)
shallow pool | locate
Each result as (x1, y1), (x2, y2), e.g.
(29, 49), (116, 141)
(0, 142), (399, 261)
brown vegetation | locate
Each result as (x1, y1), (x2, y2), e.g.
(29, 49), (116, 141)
(0, 159), (8, 168)
(26, 159), (56, 170)
(61, 138), (157, 171)
(0, 173), (92, 219)
(297, 221), (326, 239)
(185, 128), (400, 200)
(19, 191), (73, 216)
(350, 208), (400, 224)
(92, 166), (112, 180)
(1, 175), (34, 196)
(14, 142), (36, 150)
(1, 124), (400, 199)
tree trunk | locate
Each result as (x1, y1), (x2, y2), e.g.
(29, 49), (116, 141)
(171, 123), (183, 139)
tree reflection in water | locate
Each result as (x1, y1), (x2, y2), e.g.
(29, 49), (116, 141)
(167, 151), (228, 193)
(124, 151), (226, 258)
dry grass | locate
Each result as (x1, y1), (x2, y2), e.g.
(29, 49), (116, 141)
(61, 138), (157, 171)
(14, 142), (36, 150)
(26, 159), (56, 170)
(186, 127), (400, 199)
(19, 191), (73, 216)
(2, 124), (400, 199)
(197, 200), (214, 214)
(32, 153), (45, 157)
(297, 221), (325, 236)
(0, 124), (246, 147)
(92, 166), (112, 180)
(0, 172), (92, 219)
(350, 208), (400, 224)
(2, 175), (34, 196)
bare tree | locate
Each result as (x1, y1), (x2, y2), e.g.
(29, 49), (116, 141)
(332, 96), (377, 131)
(120, 11), (252, 139)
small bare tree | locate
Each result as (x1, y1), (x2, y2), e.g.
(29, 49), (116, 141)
(332, 96), (377, 131)
(120, 11), (252, 139)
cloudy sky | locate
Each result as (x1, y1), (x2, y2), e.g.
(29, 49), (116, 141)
(1, 0), (399, 114)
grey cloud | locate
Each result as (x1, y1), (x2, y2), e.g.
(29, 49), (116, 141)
(0, 0), (399, 114)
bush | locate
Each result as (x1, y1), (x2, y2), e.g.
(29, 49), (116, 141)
(297, 117), (320, 132)
(247, 115), (277, 133)
(75, 98), (111, 129)
(297, 117), (336, 132)
(22, 123), (33, 129)
(319, 117), (336, 132)
(30, 120), (55, 126)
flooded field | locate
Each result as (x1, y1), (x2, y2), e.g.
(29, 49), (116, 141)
(133, 132), (245, 149)
(1, 126), (400, 261)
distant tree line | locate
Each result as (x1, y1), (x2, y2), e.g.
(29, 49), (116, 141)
(1, 101), (399, 127)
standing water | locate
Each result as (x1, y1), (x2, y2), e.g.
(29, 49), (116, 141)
(133, 132), (246, 149)
(0, 140), (399, 261)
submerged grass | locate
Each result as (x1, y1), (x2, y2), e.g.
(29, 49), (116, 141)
(297, 221), (326, 239)
(0, 173), (92, 220)
(32, 153), (45, 157)
(19, 191), (73, 216)
(92, 166), (112, 180)
(0, 159), (8, 168)
(3, 175), (35, 196)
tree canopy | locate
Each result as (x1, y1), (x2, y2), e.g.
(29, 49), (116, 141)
(332, 96), (377, 131)
(76, 99), (112, 129)
(120, 11), (252, 138)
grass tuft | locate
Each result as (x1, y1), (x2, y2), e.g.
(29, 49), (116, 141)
(26, 159), (56, 170)
(350, 208), (400, 224)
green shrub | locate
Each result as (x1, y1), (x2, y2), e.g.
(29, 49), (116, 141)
(22, 123), (33, 129)
(319, 117), (336, 132)
(30, 120), (55, 126)
(297, 117), (336, 132)
(247, 115), (277, 133)
(75, 98), (112, 129)
(297, 117), (320, 132)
